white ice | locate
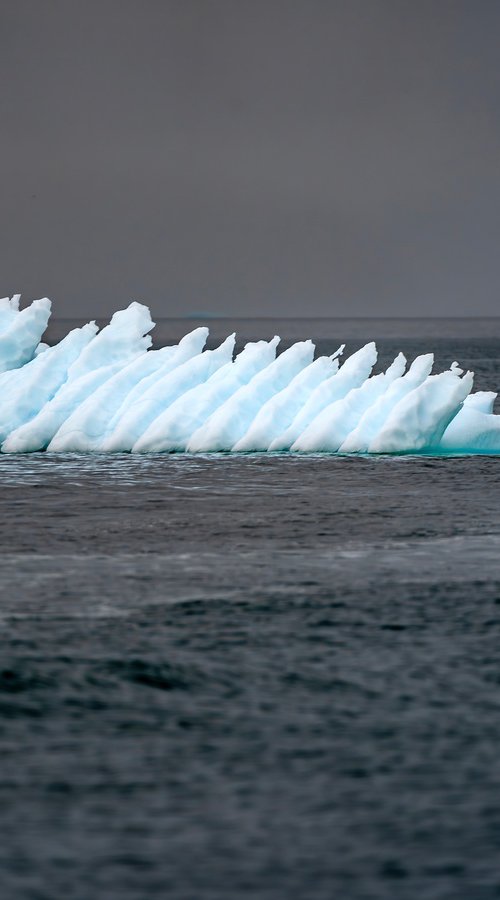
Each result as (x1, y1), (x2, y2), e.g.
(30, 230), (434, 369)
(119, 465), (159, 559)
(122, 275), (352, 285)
(440, 391), (500, 453)
(340, 354), (434, 453)
(49, 327), (209, 453)
(292, 353), (407, 452)
(3, 303), (155, 453)
(130, 338), (279, 453)
(269, 342), (378, 451)
(0, 323), (97, 442)
(0, 297), (51, 374)
(0, 297), (499, 455)
(110, 334), (236, 452)
(234, 350), (343, 452)
(187, 339), (315, 452)
(368, 367), (474, 453)
(0, 295), (21, 334)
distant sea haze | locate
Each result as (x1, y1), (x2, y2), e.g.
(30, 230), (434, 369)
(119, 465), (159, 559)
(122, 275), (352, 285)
(45, 315), (500, 347)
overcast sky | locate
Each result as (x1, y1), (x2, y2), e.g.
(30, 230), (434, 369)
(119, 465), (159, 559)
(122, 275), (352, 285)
(1, 0), (499, 317)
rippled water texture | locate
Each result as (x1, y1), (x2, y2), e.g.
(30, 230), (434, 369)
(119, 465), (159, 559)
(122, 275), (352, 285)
(1, 322), (500, 899)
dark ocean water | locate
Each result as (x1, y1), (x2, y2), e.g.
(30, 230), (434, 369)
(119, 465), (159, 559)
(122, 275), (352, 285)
(2, 320), (500, 899)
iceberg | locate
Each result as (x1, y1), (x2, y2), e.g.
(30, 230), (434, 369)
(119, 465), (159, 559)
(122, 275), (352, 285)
(269, 342), (378, 451)
(3, 302), (155, 453)
(129, 338), (279, 453)
(340, 354), (434, 453)
(0, 295), (21, 334)
(110, 334), (236, 453)
(0, 323), (97, 441)
(440, 392), (500, 453)
(67, 301), (154, 382)
(187, 340), (315, 452)
(368, 366), (474, 453)
(292, 353), (407, 452)
(49, 327), (209, 453)
(0, 297), (51, 374)
(233, 349), (344, 452)
(0, 296), (499, 455)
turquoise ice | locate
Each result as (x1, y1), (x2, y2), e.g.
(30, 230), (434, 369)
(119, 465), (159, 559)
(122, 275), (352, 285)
(0, 297), (498, 455)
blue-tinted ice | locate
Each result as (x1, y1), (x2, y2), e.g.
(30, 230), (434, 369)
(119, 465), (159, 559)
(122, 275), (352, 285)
(1, 295), (499, 454)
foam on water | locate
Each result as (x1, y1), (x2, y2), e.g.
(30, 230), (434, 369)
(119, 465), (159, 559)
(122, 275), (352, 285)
(1, 296), (499, 454)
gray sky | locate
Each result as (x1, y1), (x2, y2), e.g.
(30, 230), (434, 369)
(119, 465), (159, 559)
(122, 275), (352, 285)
(1, 0), (499, 317)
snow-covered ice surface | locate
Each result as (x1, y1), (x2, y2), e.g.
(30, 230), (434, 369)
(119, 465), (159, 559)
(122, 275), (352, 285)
(1, 296), (500, 454)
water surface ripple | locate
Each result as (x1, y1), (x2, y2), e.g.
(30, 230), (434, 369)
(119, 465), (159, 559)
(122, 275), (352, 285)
(2, 317), (500, 899)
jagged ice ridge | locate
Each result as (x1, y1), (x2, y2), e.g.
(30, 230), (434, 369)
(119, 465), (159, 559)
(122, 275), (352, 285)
(0, 296), (499, 455)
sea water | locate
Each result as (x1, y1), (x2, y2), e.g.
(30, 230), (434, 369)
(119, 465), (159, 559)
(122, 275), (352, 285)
(1, 318), (500, 900)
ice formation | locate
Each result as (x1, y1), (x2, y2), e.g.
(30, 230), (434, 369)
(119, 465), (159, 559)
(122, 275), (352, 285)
(0, 295), (499, 455)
